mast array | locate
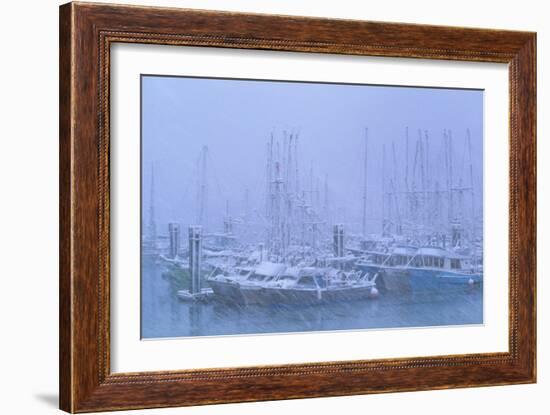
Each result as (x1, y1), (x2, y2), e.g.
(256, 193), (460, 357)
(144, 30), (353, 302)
(145, 126), (480, 264)
(379, 127), (478, 249)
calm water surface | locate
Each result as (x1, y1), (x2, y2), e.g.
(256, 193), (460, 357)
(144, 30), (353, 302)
(141, 260), (483, 339)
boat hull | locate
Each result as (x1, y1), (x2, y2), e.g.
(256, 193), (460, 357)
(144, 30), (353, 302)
(261, 285), (376, 305)
(377, 268), (410, 292)
(362, 266), (482, 293)
(208, 279), (244, 303)
(407, 268), (482, 291)
(239, 285), (266, 305)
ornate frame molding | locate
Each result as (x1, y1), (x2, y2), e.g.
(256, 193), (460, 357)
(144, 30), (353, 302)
(60, 2), (536, 412)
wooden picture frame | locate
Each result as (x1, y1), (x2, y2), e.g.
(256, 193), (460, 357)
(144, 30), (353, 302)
(59, 2), (536, 412)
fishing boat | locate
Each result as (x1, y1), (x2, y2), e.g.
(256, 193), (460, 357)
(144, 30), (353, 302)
(355, 250), (391, 274)
(207, 262), (286, 304)
(206, 265), (254, 303)
(259, 266), (378, 305)
(357, 245), (416, 291)
(362, 245), (482, 292)
(237, 262), (286, 305)
(405, 246), (482, 291)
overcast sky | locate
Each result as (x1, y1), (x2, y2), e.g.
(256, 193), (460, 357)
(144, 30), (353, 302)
(141, 75), (483, 237)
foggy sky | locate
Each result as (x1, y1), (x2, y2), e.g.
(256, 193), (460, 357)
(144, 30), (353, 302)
(141, 75), (483, 236)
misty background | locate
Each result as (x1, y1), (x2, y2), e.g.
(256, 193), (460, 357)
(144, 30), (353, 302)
(141, 75), (483, 239)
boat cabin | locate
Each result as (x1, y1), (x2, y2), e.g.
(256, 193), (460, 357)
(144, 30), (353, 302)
(383, 246), (418, 267)
(293, 268), (327, 289)
(245, 262), (286, 283)
(409, 247), (473, 271)
(272, 267), (327, 289)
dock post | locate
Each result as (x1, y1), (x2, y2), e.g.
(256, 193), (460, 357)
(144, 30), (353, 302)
(333, 224), (344, 258)
(223, 217), (233, 235)
(189, 226), (202, 295)
(168, 223), (180, 258)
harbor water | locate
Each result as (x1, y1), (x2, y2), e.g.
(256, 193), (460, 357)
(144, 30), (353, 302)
(141, 259), (483, 339)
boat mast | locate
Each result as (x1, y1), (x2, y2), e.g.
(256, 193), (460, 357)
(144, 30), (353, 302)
(148, 163), (156, 244)
(243, 187), (249, 222)
(391, 140), (402, 234)
(424, 130), (430, 194)
(466, 128), (476, 245)
(224, 199), (232, 235)
(197, 145), (208, 229)
(282, 130), (288, 196)
(424, 129), (430, 231)
(266, 133), (273, 218)
(287, 133), (293, 197)
(418, 129), (426, 232)
(448, 129), (454, 222)
(294, 133), (300, 198)
(362, 128), (368, 237)
(405, 127), (410, 226)
(382, 143), (387, 234)
(443, 129), (451, 226)
(286, 133), (294, 249)
(324, 173), (330, 225)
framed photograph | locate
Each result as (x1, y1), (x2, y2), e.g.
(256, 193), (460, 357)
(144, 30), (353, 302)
(59, 2), (536, 412)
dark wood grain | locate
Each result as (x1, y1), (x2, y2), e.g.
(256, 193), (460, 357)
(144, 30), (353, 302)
(59, 2), (536, 412)
(59, 3), (73, 411)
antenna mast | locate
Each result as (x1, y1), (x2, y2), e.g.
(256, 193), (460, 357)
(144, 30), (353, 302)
(197, 146), (208, 229)
(467, 128), (476, 245)
(148, 163), (156, 243)
(362, 128), (368, 237)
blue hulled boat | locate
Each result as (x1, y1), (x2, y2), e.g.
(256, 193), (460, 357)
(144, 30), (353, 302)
(357, 245), (482, 292)
(405, 247), (482, 291)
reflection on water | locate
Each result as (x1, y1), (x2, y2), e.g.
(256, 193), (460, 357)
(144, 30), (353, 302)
(141, 260), (483, 339)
